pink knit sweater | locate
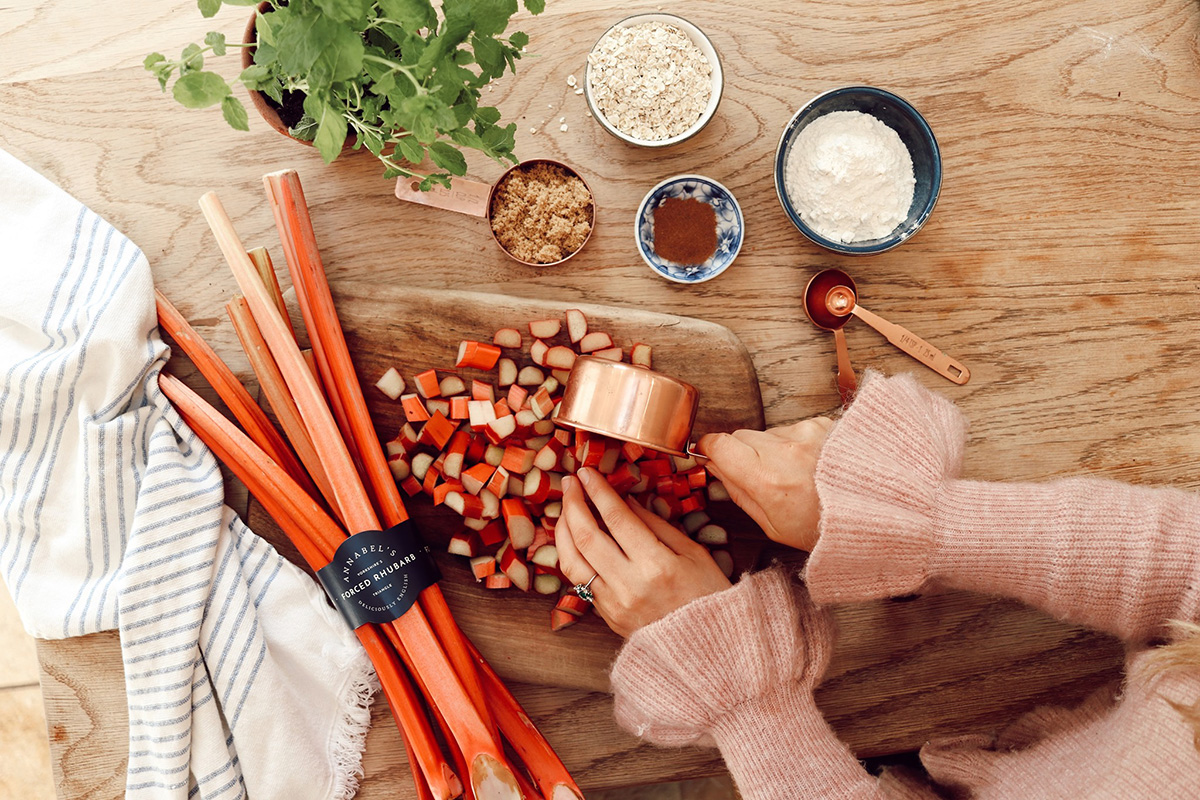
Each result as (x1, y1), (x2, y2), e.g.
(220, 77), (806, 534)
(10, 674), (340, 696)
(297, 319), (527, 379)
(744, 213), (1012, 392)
(610, 373), (1200, 798)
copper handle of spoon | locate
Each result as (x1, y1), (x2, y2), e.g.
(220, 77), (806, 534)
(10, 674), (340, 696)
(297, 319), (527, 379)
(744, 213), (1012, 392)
(848, 305), (971, 385)
(832, 327), (857, 403)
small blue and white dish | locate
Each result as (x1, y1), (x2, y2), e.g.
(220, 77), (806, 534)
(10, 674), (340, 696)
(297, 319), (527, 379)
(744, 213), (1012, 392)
(635, 175), (744, 284)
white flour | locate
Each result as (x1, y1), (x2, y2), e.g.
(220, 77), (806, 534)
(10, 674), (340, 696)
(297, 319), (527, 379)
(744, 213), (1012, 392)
(784, 110), (915, 243)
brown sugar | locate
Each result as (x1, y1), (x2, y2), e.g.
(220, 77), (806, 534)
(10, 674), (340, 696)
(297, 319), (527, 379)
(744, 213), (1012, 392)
(489, 162), (594, 264)
(652, 197), (717, 265)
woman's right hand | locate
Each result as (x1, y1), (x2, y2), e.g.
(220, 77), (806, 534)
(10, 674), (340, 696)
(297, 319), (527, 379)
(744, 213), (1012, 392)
(697, 417), (834, 552)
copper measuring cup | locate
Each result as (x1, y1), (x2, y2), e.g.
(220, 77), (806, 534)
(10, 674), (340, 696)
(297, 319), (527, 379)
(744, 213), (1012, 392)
(393, 158), (595, 267)
(555, 356), (707, 459)
(804, 268), (970, 386)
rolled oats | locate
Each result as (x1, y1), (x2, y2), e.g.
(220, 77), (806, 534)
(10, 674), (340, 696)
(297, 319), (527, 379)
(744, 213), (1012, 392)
(586, 22), (713, 141)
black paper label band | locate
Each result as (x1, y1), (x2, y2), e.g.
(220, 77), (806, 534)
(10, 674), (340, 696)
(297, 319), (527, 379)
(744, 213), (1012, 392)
(317, 521), (441, 629)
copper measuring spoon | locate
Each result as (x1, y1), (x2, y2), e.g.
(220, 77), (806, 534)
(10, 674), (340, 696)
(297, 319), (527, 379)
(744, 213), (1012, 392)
(805, 268), (970, 386)
(803, 272), (858, 403)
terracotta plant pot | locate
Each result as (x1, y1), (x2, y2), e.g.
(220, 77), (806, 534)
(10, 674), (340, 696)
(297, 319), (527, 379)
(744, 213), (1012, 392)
(240, 1), (356, 148)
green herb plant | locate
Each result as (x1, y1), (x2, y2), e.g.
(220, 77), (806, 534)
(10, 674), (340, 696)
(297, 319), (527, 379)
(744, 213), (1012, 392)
(145, 0), (543, 188)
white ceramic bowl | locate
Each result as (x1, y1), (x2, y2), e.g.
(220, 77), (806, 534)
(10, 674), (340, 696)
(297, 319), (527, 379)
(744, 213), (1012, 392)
(635, 174), (744, 284)
(584, 14), (724, 148)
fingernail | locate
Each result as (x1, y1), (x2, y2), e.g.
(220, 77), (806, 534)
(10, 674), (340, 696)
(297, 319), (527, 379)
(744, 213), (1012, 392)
(577, 468), (593, 486)
(561, 475), (574, 491)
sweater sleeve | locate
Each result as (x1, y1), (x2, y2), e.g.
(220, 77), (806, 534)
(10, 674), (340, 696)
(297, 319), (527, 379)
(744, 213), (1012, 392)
(609, 569), (937, 800)
(805, 372), (1200, 642)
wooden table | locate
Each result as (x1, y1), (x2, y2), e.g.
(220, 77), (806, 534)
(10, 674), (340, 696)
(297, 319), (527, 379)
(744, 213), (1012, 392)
(5, 0), (1200, 796)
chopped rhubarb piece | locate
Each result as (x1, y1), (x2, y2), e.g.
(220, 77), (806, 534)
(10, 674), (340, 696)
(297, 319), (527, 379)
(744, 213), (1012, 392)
(696, 524), (729, 546)
(388, 454), (411, 481)
(480, 489), (500, 519)
(529, 387), (555, 420)
(497, 357), (518, 387)
(528, 318), (561, 338)
(597, 445), (621, 475)
(554, 428), (572, 446)
(679, 493), (705, 514)
(565, 309), (588, 343)
(507, 474), (525, 497)
(685, 466), (708, 489)
(651, 495), (678, 520)
(456, 340), (502, 370)
(467, 399), (497, 429)
(538, 376), (560, 396)
(547, 471), (564, 500)
(492, 398), (511, 418)
(442, 431), (471, 479)
(605, 463), (639, 493)
(579, 331), (613, 353)
(469, 555), (496, 581)
(418, 411), (457, 450)
(400, 393), (430, 422)
(466, 435), (487, 463)
(711, 550), (734, 578)
(673, 454), (700, 472)
(534, 439), (565, 471)
(477, 520), (506, 547)
(522, 467), (551, 504)
(425, 398), (451, 418)
(707, 480), (731, 501)
(640, 458), (673, 479)
(485, 466), (510, 498)
(591, 346), (623, 361)
(497, 541), (531, 591)
(545, 346), (576, 370)
(630, 342), (653, 368)
(385, 426), (415, 457)
(422, 464), (442, 496)
(464, 516), (490, 531)
(529, 339), (550, 366)
(673, 475), (692, 498)
(551, 368), (572, 385)
(524, 435), (551, 452)
(446, 491), (485, 519)
(556, 593), (591, 616)
(484, 444), (505, 467)
(530, 544), (559, 569)
(517, 365), (545, 386)
(528, 526), (552, 554)
(414, 369), (441, 398)
(531, 419), (556, 436)
(550, 608), (578, 631)
(448, 530), (482, 557)
(485, 414), (517, 444)
(501, 498), (536, 548)
(500, 445), (536, 474)
(439, 375), (467, 397)
(461, 462), (495, 495)
(514, 408), (539, 428)
(485, 573), (513, 590)
(449, 395), (471, 419)
(375, 367), (405, 399)
(400, 475), (423, 496)
(682, 510), (711, 534)
(410, 452), (435, 481)
(577, 437), (606, 468)
(621, 441), (645, 461)
(559, 450), (577, 473)
(493, 327), (523, 349)
(471, 380), (495, 402)
(506, 384), (528, 410)
(533, 573), (562, 595)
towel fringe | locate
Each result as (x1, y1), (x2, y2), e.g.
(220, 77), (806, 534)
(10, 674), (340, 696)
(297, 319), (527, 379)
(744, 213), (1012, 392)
(329, 649), (380, 800)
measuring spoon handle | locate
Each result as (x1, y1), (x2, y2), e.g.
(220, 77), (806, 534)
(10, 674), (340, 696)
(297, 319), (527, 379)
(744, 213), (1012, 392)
(851, 305), (971, 385)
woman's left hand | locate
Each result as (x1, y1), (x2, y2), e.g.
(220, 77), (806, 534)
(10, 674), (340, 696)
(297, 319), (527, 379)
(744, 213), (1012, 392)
(556, 467), (733, 638)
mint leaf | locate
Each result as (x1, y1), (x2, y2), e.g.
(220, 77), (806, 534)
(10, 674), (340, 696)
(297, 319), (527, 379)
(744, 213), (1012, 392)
(523, 0), (544, 14)
(172, 71), (231, 108)
(396, 136), (425, 165)
(221, 95), (250, 130)
(428, 140), (467, 175)
(314, 106), (349, 162)
(475, 106), (501, 126)
(471, 33), (502, 76)
(508, 31), (528, 50)
(313, 0), (372, 24)
(205, 31), (227, 56)
(143, 53), (166, 69)
(180, 43), (205, 73)
(198, 0), (222, 18)
(378, 0), (436, 30)
(237, 64), (271, 89)
(471, 0), (518, 37)
(289, 114), (319, 141)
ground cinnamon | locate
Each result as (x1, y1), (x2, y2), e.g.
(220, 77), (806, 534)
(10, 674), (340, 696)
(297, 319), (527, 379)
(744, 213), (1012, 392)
(652, 197), (718, 265)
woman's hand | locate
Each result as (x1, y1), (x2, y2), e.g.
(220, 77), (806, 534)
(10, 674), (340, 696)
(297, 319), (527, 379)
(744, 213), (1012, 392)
(698, 417), (834, 552)
(556, 468), (732, 638)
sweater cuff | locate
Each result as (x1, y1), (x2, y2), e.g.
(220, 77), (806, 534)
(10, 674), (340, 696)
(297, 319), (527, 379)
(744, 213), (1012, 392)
(805, 372), (967, 604)
(610, 568), (835, 748)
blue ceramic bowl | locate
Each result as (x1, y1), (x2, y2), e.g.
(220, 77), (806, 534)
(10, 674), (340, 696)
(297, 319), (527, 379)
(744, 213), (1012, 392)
(774, 86), (941, 255)
(635, 175), (744, 284)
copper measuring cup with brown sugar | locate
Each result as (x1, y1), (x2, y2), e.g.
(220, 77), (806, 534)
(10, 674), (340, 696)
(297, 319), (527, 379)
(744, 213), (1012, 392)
(804, 268), (970, 387)
(555, 356), (707, 460)
(393, 158), (595, 267)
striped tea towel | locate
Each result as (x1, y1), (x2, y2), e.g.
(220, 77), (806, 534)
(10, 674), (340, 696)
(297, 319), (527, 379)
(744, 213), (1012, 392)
(0, 148), (376, 799)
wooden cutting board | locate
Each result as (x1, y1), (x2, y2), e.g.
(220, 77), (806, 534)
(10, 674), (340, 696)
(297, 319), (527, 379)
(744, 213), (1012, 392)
(248, 284), (766, 694)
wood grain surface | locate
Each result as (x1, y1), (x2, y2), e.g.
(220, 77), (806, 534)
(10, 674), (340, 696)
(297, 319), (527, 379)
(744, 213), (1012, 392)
(5, 0), (1200, 795)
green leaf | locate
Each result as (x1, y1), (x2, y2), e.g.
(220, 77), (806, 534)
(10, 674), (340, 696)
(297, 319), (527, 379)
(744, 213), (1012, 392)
(237, 64), (271, 89)
(470, 0), (517, 38)
(508, 31), (528, 50)
(312, 0), (372, 24)
(378, 0), (436, 30)
(522, 0), (544, 14)
(180, 43), (205, 74)
(428, 141), (467, 175)
(475, 106), (501, 126)
(205, 31), (227, 56)
(289, 114), (319, 141)
(305, 94), (349, 162)
(221, 94), (250, 130)
(172, 70), (231, 108)
(143, 52), (166, 70)
(198, 0), (222, 18)
(275, 13), (364, 88)
(471, 33), (502, 76)
(396, 135), (425, 164)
